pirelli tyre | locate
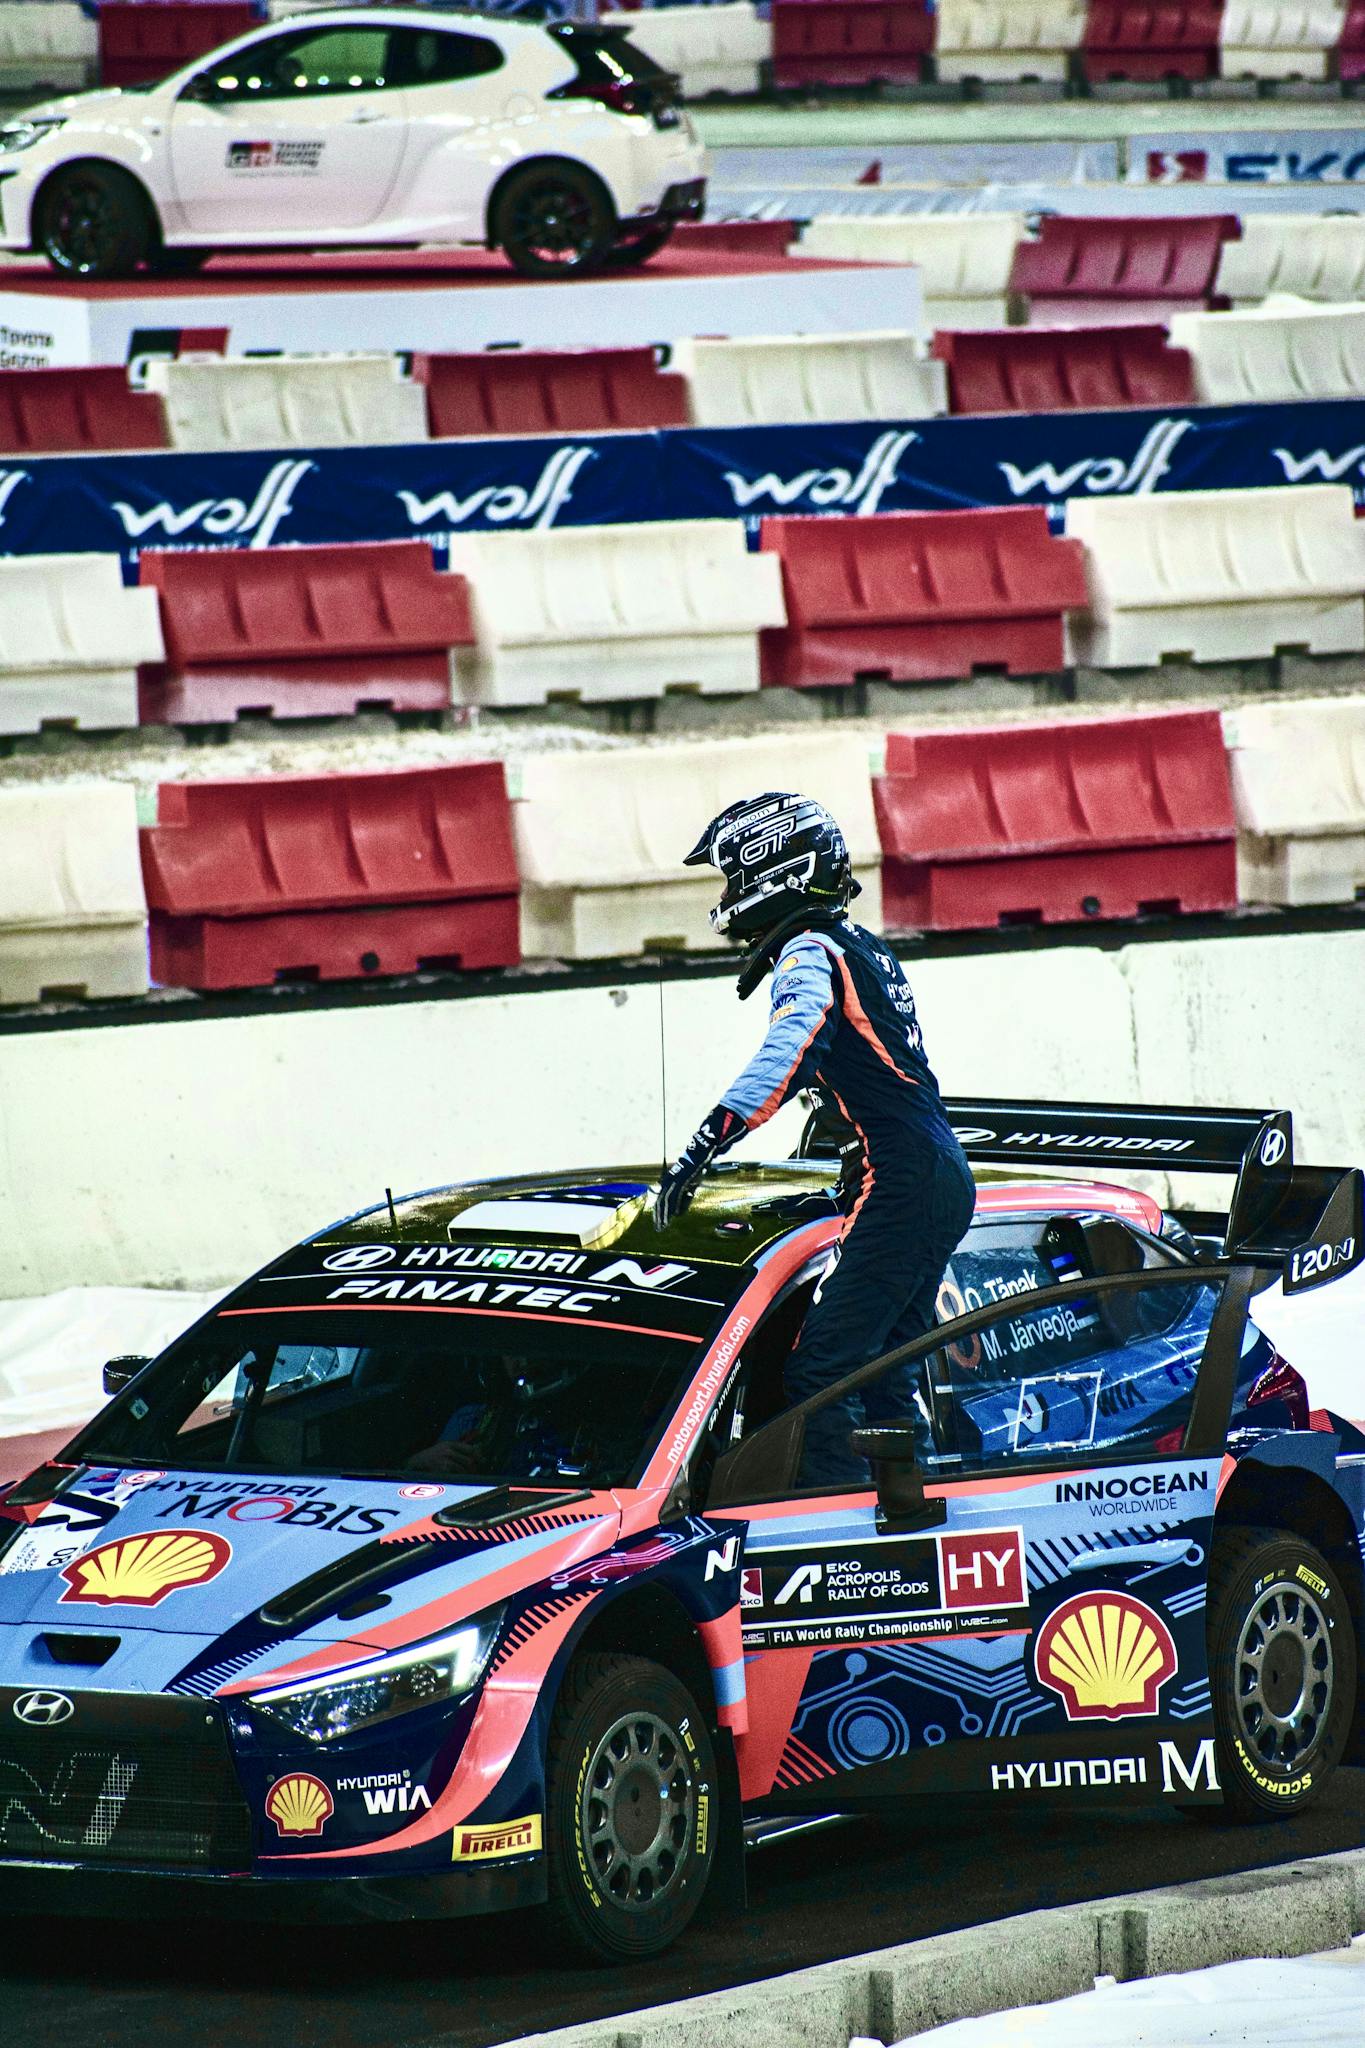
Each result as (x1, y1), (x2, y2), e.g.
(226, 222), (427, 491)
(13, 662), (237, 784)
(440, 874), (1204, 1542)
(35, 162), (155, 279)
(1204, 1525), (1356, 1821)
(543, 1651), (717, 1962)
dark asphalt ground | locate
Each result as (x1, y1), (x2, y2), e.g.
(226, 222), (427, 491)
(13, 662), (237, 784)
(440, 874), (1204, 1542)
(3, 1770), (1364, 2048)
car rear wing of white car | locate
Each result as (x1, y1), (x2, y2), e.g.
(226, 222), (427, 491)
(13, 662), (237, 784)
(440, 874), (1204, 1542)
(798, 1094), (1363, 1295)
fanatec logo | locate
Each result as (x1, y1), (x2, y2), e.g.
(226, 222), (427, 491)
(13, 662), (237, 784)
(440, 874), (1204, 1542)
(112, 458), (312, 548)
(997, 419), (1192, 502)
(397, 445), (595, 533)
(322, 1245), (397, 1272)
(13, 1691), (75, 1727)
(723, 430), (917, 518)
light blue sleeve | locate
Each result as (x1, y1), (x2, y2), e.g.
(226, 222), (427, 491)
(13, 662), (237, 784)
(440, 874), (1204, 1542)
(720, 937), (838, 1131)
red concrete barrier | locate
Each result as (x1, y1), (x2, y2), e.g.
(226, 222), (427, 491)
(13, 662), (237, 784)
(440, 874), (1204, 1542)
(98, 1), (260, 87)
(1010, 214), (1240, 307)
(416, 348), (687, 438)
(759, 508), (1089, 687)
(1081, 1), (1224, 81)
(137, 542), (470, 724)
(771, 0), (932, 87)
(0, 367), (167, 455)
(933, 324), (1195, 413)
(875, 710), (1237, 930)
(141, 762), (520, 989)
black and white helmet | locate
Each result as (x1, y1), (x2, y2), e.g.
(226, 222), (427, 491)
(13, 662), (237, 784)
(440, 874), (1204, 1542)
(684, 791), (857, 942)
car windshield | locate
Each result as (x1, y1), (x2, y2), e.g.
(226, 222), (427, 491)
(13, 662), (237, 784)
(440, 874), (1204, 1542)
(74, 1311), (703, 1488)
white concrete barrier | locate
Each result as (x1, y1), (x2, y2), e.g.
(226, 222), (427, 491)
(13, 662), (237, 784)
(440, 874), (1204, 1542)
(447, 520), (785, 705)
(0, 1285), (221, 1439)
(934, 0), (1085, 81)
(1219, 0), (1346, 78)
(0, 783), (148, 1006)
(1170, 300), (1365, 405)
(0, 552), (163, 732)
(1064, 485), (1365, 667)
(149, 354), (428, 452)
(798, 215), (1025, 330)
(1222, 696), (1365, 907)
(672, 330), (947, 427)
(0, 1), (95, 87)
(514, 733), (884, 959)
(600, 3), (770, 96)
(1216, 216), (1365, 304)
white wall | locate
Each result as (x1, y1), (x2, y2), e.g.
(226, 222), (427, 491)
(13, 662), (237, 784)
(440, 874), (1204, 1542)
(1, 926), (1361, 1297)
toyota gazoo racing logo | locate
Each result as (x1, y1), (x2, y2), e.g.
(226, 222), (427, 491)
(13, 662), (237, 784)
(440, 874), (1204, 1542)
(12, 1690), (74, 1727)
(722, 429), (917, 519)
(322, 1244), (397, 1272)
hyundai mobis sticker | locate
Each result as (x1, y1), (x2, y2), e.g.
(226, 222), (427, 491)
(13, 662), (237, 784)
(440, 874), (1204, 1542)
(740, 1528), (1028, 1647)
(221, 1241), (743, 1344)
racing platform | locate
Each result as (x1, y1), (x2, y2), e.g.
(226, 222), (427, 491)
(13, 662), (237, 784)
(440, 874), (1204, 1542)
(0, 241), (923, 368)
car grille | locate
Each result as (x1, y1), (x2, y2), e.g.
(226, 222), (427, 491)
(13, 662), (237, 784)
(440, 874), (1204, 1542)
(0, 1692), (252, 1870)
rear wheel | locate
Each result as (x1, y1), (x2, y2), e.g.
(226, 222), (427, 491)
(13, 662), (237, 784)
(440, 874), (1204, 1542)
(1204, 1526), (1356, 1821)
(543, 1651), (717, 1963)
(36, 163), (154, 279)
(605, 220), (675, 268)
(494, 162), (615, 279)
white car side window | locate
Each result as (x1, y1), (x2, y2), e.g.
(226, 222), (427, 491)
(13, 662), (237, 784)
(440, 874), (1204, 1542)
(189, 27), (398, 104)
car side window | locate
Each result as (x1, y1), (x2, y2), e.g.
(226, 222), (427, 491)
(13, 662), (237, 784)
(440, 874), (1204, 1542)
(920, 1273), (1223, 1475)
(394, 28), (505, 86)
(187, 27), (398, 104)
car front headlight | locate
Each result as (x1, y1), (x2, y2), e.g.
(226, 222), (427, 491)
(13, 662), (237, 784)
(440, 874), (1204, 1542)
(248, 1609), (503, 1745)
(0, 119), (65, 155)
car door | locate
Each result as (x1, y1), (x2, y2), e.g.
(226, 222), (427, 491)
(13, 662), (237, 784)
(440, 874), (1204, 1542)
(709, 1238), (1252, 1813)
(166, 23), (411, 238)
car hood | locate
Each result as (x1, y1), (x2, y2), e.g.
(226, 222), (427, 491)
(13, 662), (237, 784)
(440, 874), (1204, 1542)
(0, 1466), (620, 1696)
(7, 86), (150, 123)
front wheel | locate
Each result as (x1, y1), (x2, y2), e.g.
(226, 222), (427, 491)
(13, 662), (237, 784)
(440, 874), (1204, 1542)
(1204, 1525), (1356, 1821)
(494, 162), (616, 279)
(543, 1651), (717, 1963)
(35, 163), (155, 279)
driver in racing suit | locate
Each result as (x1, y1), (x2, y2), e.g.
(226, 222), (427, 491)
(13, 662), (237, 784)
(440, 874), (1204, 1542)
(653, 792), (975, 1489)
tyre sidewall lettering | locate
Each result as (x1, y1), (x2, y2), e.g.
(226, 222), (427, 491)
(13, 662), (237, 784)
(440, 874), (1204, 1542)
(573, 1740), (603, 1910)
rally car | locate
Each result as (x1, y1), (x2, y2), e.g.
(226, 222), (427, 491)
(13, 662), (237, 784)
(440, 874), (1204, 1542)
(0, 8), (705, 279)
(1, 1098), (1362, 1963)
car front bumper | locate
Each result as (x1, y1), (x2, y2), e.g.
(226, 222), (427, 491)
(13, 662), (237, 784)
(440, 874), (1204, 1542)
(0, 1854), (546, 1922)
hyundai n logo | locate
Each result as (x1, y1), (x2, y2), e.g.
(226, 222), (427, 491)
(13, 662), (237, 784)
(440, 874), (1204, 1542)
(322, 1244), (396, 1272)
(13, 1691), (74, 1727)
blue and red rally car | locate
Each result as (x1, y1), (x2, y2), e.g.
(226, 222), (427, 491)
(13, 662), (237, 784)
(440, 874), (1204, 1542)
(1, 1097), (1362, 1961)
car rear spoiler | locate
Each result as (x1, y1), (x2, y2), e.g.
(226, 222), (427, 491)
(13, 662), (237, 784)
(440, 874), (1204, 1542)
(797, 1095), (1363, 1294)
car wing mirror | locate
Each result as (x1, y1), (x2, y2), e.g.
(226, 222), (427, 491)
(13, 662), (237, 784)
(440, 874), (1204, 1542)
(850, 1424), (946, 1531)
(103, 1355), (150, 1397)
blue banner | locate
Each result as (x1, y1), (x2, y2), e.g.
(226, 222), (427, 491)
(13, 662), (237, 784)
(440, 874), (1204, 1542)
(2, 400), (1364, 571)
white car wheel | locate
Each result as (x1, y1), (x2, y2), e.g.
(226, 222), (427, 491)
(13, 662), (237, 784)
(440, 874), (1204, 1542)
(36, 163), (154, 280)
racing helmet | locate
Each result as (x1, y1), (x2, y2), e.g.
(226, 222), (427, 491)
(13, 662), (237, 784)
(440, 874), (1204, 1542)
(684, 791), (857, 942)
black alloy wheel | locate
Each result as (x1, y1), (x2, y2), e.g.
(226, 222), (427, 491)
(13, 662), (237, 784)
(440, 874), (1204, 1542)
(495, 162), (615, 279)
(544, 1651), (717, 1961)
(605, 220), (676, 268)
(36, 163), (154, 279)
(1204, 1525), (1356, 1820)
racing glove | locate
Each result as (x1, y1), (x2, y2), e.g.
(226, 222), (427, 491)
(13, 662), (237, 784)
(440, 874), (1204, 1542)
(654, 1105), (747, 1230)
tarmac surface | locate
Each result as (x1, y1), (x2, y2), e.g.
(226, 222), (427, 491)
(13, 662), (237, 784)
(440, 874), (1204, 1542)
(5, 1769), (1364, 2048)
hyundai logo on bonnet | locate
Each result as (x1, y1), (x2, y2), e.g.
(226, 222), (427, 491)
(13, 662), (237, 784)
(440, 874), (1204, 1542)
(13, 1690), (75, 1727)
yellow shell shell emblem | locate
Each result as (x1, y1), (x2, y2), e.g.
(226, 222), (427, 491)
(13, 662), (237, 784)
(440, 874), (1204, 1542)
(1036, 1590), (1177, 1721)
(265, 1773), (334, 1838)
(59, 1529), (233, 1607)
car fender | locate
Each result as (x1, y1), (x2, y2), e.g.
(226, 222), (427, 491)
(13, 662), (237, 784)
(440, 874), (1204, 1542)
(28, 150), (164, 239)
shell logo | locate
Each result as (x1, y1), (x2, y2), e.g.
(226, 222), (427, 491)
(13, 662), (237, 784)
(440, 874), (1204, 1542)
(58, 1529), (232, 1607)
(265, 1773), (334, 1838)
(1035, 1590), (1177, 1721)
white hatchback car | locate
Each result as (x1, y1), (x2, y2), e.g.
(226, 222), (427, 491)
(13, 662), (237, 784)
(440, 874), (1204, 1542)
(0, 7), (707, 279)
